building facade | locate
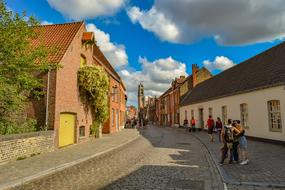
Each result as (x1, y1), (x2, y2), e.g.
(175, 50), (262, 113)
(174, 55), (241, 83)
(126, 105), (137, 120)
(93, 41), (127, 134)
(180, 42), (285, 142)
(28, 21), (127, 148)
(156, 65), (212, 127)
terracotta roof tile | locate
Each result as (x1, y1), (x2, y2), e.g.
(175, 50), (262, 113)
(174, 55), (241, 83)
(82, 32), (94, 42)
(31, 21), (83, 63)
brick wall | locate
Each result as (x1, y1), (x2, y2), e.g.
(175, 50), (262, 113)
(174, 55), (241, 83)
(0, 131), (54, 163)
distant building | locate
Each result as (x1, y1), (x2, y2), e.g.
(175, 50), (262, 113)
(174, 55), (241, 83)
(137, 83), (145, 123)
(138, 83), (145, 110)
(180, 42), (285, 142)
(126, 105), (137, 120)
(157, 64), (212, 127)
(145, 96), (156, 123)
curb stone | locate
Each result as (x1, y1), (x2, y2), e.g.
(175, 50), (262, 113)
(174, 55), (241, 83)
(0, 133), (141, 190)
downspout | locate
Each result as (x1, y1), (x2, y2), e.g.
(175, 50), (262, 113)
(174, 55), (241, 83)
(45, 69), (50, 130)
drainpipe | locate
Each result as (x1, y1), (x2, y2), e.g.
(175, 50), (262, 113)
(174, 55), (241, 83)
(45, 69), (50, 130)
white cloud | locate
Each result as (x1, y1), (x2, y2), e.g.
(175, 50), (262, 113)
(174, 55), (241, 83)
(87, 23), (128, 68)
(120, 56), (187, 106)
(41, 20), (53, 25)
(127, 6), (180, 42)
(47, 0), (126, 20)
(203, 56), (235, 72)
(127, 0), (285, 45)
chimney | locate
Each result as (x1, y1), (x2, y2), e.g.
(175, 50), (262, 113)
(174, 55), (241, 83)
(192, 64), (199, 87)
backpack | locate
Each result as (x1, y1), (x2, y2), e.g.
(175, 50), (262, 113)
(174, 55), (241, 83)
(224, 125), (234, 142)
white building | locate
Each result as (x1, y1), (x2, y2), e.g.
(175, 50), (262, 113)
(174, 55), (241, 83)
(180, 42), (285, 142)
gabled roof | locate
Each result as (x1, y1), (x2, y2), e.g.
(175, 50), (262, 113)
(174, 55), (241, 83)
(31, 21), (84, 63)
(180, 41), (285, 106)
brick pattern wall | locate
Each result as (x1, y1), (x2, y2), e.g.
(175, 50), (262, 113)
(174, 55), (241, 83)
(0, 131), (54, 163)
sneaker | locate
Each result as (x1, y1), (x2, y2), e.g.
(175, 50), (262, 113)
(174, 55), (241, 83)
(240, 160), (248, 165)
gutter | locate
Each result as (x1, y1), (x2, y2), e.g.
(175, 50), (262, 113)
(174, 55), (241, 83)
(45, 69), (50, 129)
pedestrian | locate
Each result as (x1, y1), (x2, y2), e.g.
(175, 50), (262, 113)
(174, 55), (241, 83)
(235, 120), (249, 165)
(207, 115), (215, 142)
(216, 117), (223, 142)
(220, 119), (234, 164)
(184, 119), (189, 132)
(232, 121), (240, 162)
(191, 117), (196, 132)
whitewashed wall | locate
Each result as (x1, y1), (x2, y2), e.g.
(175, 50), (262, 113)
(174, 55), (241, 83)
(180, 85), (285, 141)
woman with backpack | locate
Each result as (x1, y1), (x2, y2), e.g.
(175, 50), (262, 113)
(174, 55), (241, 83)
(220, 119), (241, 164)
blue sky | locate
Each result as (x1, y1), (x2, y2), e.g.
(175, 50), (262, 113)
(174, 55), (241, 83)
(7, 0), (285, 106)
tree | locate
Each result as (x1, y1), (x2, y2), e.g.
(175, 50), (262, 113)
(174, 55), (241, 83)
(0, 1), (57, 134)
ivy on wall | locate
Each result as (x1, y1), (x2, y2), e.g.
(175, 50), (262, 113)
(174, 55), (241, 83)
(77, 65), (109, 130)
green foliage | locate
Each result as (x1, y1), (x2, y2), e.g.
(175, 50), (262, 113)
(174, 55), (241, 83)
(0, 1), (57, 134)
(0, 118), (37, 135)
(78, 65), (109, 124)
(90, 122), (100, 138)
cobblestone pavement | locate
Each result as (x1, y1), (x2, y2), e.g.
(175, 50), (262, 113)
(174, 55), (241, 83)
(9, 126), (224, 190)
(185, 129), (285, 190)
(0, 129), (140, 190)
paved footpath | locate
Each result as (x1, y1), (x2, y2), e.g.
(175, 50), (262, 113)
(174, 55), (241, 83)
(184, 129), (285, 190)
(5, 126), (225, 190)
(0, 129), (140, 190)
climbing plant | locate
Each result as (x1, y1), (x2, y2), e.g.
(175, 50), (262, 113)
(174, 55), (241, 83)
(77, 65), (109, 126)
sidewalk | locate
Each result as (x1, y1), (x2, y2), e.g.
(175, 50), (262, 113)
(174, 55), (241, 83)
(0, 129), (140, 190)
(190, 131), (285, 188)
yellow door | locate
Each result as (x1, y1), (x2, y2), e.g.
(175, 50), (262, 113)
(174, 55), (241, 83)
(59, 113), (75, 147)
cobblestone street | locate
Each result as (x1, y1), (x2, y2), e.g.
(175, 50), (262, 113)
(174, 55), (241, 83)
(10, 126), (223, 190)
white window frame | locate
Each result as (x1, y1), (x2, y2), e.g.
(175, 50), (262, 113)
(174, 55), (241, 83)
(240, 103), (249, 128)
(208, 107), (213, 117)
(268, 100), (282, 132)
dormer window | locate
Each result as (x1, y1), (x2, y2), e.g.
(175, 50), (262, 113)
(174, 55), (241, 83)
(82, 32), (95, 46)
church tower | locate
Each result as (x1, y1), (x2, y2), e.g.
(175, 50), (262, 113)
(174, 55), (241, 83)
(138, 83), (145, 110)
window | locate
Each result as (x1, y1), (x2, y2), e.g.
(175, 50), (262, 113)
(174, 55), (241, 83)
(185, 110), (187, 120)
(222, 106), (227, 125)
(240, 103), (249, 128)
(79, 126), (85, 137)
(209, 107), (213, 117)
(80, 55), (87, 67)
(191, 110), (194, 118)
(112, 108), (115, 127)
(268, 100), (282, 132)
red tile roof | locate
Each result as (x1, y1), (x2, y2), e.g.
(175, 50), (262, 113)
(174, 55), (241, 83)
(31, 21), (83, 63)
(82, 32), (94, 42)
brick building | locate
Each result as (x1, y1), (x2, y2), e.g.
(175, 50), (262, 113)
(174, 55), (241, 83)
(156, 64), (212, 127)
(93, 42), (127, 134)
(28, 21), (126, 147)
(126, 105), (137, 120)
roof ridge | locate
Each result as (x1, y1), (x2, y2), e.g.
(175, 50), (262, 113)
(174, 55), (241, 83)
(38, 21), (84, 27)
(204, 40), (285, 83)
